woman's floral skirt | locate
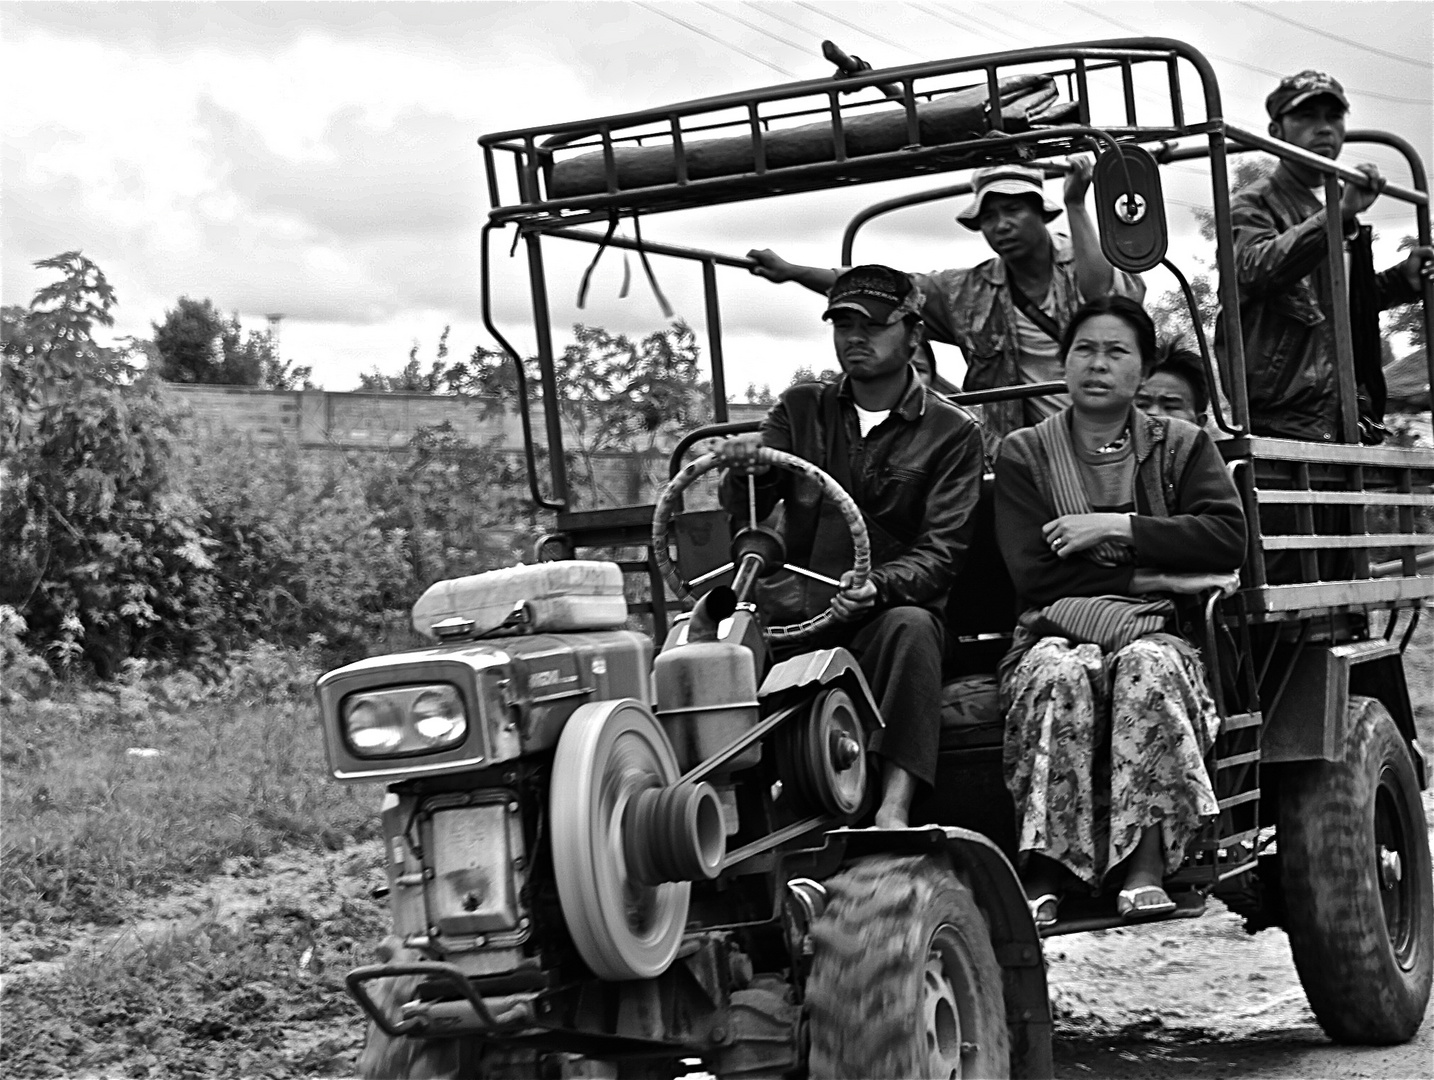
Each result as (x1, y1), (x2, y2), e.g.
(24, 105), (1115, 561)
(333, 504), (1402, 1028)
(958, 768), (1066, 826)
(1001, 633), (1220, 886)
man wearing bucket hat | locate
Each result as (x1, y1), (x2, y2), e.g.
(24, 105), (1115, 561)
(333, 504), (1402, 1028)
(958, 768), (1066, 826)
(714, 264), (984, 828)
(748, 158), (1144, 443)
(1221, 69), (1433, 445)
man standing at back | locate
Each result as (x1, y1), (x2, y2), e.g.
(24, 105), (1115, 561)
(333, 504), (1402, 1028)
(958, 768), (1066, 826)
(748, 160), (1145, 444)
(1224, 70), (1432, 444)
(715, 266), (983, 828)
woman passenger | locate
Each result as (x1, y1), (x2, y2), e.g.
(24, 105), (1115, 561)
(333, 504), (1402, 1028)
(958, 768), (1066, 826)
(992, 296), (1246, 927)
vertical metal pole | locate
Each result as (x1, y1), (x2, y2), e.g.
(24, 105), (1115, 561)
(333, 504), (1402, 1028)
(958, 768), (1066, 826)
(1321, 173), (1360, 444)
(524, 232), (570, 506)
(1208, 130), (1250, 431)
(1120, 59), (1137, 126)
(702, 259), (729, 423)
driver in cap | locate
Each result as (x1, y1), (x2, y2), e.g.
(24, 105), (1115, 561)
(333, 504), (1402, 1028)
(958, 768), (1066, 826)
(713, 265), (984, 827)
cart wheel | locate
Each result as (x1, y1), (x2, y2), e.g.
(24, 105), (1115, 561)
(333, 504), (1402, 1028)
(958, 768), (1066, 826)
(1278, 695), (1434, 1044)
(550, 699), (690, 981)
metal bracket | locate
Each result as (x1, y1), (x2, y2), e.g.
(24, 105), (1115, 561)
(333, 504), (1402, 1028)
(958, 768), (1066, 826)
(346, 961), (502, 1038)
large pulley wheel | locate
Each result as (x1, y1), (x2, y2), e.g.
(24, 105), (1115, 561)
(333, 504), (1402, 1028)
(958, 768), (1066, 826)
(775, 688), (870, 820)
(652, 446), (870, 643)
(550, 699), (690, 981)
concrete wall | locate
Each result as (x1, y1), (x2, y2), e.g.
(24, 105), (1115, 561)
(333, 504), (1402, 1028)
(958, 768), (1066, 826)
(165, 384), (769, 509)
(167, 384), (767, 452)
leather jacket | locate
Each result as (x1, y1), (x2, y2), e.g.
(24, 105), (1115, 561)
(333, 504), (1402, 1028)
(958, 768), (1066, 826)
(1220, 163), (1419, 442)
(721, 370), (983, 614)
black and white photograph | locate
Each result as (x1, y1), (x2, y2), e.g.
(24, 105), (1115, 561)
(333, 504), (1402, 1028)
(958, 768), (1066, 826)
(3, 3), (1431, 1078)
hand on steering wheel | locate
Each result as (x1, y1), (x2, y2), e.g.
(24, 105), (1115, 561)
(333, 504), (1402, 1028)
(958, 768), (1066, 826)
(652, 444), (870, 643)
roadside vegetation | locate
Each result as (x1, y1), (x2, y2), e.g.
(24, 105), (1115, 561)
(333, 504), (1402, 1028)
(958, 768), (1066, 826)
(0, 620), (388, 1076)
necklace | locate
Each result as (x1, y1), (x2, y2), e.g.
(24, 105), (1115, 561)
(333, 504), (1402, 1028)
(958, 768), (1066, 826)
(1091, 428), (1130, 455)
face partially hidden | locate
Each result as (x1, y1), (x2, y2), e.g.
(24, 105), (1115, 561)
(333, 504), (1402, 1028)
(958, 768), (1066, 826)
(830, 311), (916, 384)
(1270, 97), (1347, 161)
(1136, 370), (1203, 425)
(911, 350), (934, 388)
(975, 194), (1049, 263)
(1063, 313), (1145, 417)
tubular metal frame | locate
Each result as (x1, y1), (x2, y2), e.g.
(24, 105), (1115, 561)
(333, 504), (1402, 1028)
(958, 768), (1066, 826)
(478, 38), (1432, 628)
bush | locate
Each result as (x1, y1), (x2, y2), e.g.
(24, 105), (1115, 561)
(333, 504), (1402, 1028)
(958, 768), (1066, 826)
(2, 254), (218, 677)
(3, 254), (542, 677)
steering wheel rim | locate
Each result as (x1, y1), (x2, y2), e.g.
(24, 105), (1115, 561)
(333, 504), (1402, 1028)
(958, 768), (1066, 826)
(652, 446), (870, 643)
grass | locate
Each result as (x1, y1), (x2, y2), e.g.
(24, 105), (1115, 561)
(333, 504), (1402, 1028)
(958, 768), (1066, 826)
(1, 642), (379, 928)
(1, 640), (387, 1077)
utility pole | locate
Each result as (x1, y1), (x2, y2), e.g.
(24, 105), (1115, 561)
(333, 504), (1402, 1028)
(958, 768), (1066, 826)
(265, 313), (285, 360)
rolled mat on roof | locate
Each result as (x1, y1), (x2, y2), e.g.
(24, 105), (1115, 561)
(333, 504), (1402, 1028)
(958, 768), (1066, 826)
(549, 74), (1073, 199)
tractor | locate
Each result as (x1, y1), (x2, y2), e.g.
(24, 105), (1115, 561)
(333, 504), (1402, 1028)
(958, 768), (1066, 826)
(314, 37), (1433, 1078)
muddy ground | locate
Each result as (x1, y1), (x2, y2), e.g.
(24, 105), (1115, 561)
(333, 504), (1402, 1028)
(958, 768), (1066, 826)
(6, 790), (1431, 1078)
(1049, 789), (1434, 1079)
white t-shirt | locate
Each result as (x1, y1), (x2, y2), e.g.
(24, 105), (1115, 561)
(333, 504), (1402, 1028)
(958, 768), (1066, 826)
(854, 405), (889, 437)
(1013, 297), (1071, 423)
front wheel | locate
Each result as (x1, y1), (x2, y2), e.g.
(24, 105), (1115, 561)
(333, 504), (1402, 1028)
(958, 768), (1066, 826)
(804, 854), (1010, 1079)
(1278, 695), (1434, 1044)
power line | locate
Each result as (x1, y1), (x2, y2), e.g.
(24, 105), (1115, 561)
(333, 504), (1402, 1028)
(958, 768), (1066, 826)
(906, 2), (1021, 53)
(634, 1), (799, 80)
(791, 0), (921, 62)
(697, 1), (810, 57)
(740, 1), (828, 43)
(1064, 0), (1431, 106)
(1234, 1), (1433, 70)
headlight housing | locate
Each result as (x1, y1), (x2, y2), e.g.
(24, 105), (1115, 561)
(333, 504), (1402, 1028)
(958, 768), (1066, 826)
(341, 684), (468, 758)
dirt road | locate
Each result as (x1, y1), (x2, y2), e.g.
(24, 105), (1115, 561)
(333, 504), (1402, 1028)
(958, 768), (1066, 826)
(1048, 789), (1434, 1079)
(5, 797), (1429, 1078)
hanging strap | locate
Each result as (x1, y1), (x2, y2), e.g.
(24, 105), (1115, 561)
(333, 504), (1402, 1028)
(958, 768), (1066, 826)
(631, 213), (674, 318)
(1006, 275), (1064, 343)
(575, 215), (620, 310)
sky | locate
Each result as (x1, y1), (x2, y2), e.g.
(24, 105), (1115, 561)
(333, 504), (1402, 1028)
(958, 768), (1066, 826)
(3, 0), (1431, 396)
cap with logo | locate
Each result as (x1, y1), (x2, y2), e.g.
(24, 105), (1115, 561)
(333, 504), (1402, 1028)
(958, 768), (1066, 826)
(823, 265), (925, 325)
(955, 164), (1063, 231)
(1266, 70), (1350, 120)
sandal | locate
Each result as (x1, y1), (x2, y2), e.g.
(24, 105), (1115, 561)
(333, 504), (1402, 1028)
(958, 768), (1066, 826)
(1116, 884), (1176, 919)
(1027, 893), (1060, 929)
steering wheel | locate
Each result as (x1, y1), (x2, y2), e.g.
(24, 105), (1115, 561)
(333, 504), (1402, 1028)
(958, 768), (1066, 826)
(652, 446), (870, 643)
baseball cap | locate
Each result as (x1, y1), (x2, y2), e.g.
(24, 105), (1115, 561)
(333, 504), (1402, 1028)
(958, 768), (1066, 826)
(956, 164), (1063, 231)
(823, 265), (924, 325)
(1266, 70), (1350, 119)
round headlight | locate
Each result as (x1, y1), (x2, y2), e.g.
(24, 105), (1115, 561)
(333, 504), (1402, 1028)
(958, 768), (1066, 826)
(346, 696), (403, 753)
(412, 686), (466, 745)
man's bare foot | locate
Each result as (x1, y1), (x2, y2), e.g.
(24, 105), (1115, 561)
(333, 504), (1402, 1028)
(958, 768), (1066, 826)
(873, 763), (916, 828)
(873, 804), (909, 829)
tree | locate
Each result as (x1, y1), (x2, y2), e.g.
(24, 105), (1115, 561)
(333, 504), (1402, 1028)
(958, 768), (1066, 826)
(2, 254), (216, 676)
(1148, 157), (1276, 345)
(151, 297), (311, 389)
(357, 327), (453, 392)
(1385, 235), (1428, 351)
(363, 320), (713, 507)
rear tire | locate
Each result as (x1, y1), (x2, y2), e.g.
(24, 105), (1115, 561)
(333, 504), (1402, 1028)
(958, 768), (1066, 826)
(805, 854), (1009, 1079)
(1278, 695), (1433, 1044)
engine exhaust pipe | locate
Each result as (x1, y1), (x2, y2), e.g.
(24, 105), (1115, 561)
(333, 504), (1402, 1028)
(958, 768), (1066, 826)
(687, 586), (737, 643)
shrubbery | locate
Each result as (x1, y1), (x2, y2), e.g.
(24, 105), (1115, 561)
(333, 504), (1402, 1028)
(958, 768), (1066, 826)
(2, 254), (541, 679)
